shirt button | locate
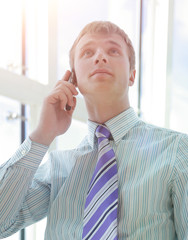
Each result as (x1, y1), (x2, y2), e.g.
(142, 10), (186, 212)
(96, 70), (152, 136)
(21, 150), (26, 155)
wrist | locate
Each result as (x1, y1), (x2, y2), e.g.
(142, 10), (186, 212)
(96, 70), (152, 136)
(29, 128), (55, 146)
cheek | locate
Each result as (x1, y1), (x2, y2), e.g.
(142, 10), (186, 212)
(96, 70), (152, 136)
(74, 63), (86, 93)
(74, 62), (82, 83)
(74, 70), (85, 91)
(118, 69), (131, 89)
(116, 62), (130, 78)
(74, 60), (89, 82)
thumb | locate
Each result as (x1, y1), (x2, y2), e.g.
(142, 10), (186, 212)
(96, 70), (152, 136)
(71, 96), (77, 112)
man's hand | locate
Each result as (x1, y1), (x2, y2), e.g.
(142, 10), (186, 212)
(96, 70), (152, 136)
(30, 70), (78, 146)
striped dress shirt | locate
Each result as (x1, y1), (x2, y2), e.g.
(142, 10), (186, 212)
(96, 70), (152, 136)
(0, 108), (187, 239)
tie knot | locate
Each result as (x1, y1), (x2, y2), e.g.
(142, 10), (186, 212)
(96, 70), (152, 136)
(95, 125), (111, 140)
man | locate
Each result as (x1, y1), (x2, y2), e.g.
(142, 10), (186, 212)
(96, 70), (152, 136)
(0, 21), (187, 239)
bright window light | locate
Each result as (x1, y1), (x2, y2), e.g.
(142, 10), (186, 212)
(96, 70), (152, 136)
(0, 0), (22, 74)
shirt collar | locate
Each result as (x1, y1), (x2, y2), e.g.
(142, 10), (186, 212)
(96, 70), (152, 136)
(87, 107), (140, 148)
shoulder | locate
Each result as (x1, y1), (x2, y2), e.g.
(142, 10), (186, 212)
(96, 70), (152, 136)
(136, 120), (187, 141)
(140, 121), (188, 169)
(129, 121), (188, 161)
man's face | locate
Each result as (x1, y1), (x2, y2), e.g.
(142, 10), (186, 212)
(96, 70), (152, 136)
(74, 33), (135, 100)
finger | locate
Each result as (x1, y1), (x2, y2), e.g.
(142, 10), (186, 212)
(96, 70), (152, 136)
(71, 96), (77, 111)
(48, 91), (68, 106)
(55, 80), (78, 96)
(56, 85), (75, 107)
(55, 70), (71, 87)
(54, 83), (78, 104)
(60, 81), (78, 95)
(48, 85), (76, 110)
(62, 70), (72, 82)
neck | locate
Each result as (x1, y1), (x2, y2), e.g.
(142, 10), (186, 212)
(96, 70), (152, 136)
(84, 94), (130, 123)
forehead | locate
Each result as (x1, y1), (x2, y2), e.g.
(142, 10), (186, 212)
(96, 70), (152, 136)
(75, 33), (127, 52)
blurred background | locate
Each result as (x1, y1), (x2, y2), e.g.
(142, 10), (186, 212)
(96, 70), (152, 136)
(0, 0), (187, 239)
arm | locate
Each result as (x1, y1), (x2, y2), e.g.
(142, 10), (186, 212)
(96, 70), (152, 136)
(0, 70), (78, 237)
(30, 70), (78, 146)
(0, 138), (49, 238)
(172, 134), (188, 240)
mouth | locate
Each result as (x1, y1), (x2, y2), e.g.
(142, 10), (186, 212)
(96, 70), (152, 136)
(90, 69), (113, 77)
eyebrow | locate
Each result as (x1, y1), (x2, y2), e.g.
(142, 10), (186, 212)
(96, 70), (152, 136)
(80, 40), (122, 51)
(107, 40), (122, 49)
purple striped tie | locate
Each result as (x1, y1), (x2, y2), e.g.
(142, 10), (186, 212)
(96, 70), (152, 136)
(82, 125), (118, 240)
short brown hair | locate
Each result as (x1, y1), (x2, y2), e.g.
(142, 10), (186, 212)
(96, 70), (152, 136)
(69, 21), (136, 71)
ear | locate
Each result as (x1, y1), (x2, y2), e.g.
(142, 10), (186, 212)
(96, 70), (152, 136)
(129, 69), (136, 86)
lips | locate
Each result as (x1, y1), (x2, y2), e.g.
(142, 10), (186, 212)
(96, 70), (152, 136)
(90, 68), (113, 77)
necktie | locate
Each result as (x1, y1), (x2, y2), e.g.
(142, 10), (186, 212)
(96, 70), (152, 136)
(82, 125), (118, 240)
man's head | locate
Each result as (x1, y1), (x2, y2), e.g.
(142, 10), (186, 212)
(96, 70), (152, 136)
(68, 20), (136, 114)
(69, 21), (136, 74)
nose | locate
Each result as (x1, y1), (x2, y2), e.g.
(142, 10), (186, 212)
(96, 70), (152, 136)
(94, 50), (107, 64)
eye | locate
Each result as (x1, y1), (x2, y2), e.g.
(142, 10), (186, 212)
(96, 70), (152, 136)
(109, 48), (120, 55)
(83, 49), (94, 57)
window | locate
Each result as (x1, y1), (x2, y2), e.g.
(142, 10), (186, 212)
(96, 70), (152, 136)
(0, 1), (187, 239)
(0, 0), (22, 75)
(139, 0), (188, 133)
(140, 0), (170, 126)
(169, 0), (188, 133)
(0, 96), (21, 161)
(0, 95), (21, 240)
(24, 0), (48, 84)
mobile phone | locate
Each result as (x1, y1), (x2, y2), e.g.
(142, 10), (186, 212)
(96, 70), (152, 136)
(65, 71), (76, 111)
